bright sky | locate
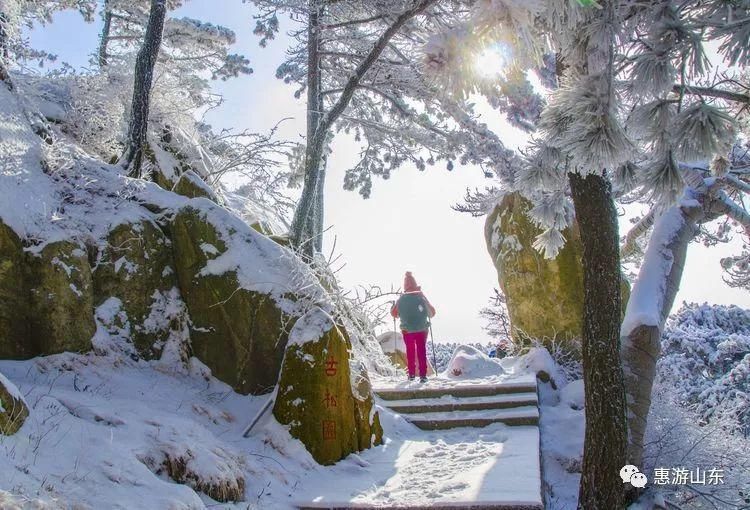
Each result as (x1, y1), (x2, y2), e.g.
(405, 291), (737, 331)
(28, 1), (749, 343)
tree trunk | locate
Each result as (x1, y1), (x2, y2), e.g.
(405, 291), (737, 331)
(569, 172), (627, 510)
(313, 156), (326, 253)
(621, 204), (702, 468)
(98, 0), (113, 67)
(0, 11), (12, 90)
(120, 0), (167, 179)
(289, 0), (437, 255)
(290, 0), (323, 258)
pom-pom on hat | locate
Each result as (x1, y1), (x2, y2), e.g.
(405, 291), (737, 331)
(404, 271), (420, 292)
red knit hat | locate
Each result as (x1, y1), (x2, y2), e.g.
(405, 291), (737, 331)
(403, 271), (420, 292)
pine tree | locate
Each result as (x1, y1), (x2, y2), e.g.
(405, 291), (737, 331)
(428, 3), (749, 502)
(96, 0), (250, 80)
(0, 0), (96, 88)
(254, 0), (447, 256)
(120, 0), (167, 178)
(250, 0), (525, 257)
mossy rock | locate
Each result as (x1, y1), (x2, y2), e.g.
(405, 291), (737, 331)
(172, 171), (218, 203)
(171, 205), (293, 394)
(93, 219), (178, 358)
(0, 373), (28, 435)
(143, 142), (178, 192)
(0, 221), (31, 359)
(274, 308), (382, 465)
(26, 241), (96, 354)
(485, 192), (630, 354)
(350, 358), (383, 449)
(250, 221), (274, 235)
(268, 234), (291, 247)
(485, 192), (585, 350)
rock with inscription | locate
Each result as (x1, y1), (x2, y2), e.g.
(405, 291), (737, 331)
(273, 307), (382, 465)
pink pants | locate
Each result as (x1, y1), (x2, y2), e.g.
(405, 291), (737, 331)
(403, 330), (429, 378)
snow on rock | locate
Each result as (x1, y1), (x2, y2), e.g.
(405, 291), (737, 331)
(0, 85), (56, 239)
(0, 346), (272, 508)
(560, 379), (584, 410)
(509, 347), (567, 389)
(275, 306), (383, 465)
(173, 170), (219, 202)
(288, 307), (334, 347)
(181, 199), (322, 305)
(0, 372), (26, 409)
(377, 330), (405, 354)
(136, 419), (246, 503)
(445, 344), (504, 379)
(91, 297), (135, 357)
(0, 371), (29, 435)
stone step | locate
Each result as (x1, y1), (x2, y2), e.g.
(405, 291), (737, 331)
(374, 382), (537, 401)
(400, 406), (539, 430)
(383, 392), (538, 414)
(297, 503), (543, 509)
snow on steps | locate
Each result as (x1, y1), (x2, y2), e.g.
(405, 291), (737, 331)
(375, 382), (539, 430)
(382, 392), (538, 414)
(400, 406), (539, 430)
(375, 381), (537, 401)
(294, 378), (543, 510)
(297, 503), (542, 509)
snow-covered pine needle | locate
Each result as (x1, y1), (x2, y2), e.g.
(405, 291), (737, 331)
(641, 149), (683, 204)
(532, 226), (567, 259)
(671, 102), (736, 162)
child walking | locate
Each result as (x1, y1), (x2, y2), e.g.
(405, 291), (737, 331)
(390, 271), (436, 382)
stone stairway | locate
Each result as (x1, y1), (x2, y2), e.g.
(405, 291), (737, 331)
(295, 379), (544, 510)
(375, 381), (539, 430)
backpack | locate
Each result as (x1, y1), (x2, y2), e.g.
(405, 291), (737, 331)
(397, 293), (430, 332)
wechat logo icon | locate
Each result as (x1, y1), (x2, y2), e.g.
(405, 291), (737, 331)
(620, 465), (648, 488)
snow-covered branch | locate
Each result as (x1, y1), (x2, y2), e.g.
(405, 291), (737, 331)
(671, 84), (750, 105)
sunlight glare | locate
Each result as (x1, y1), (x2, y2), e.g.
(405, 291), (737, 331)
(474, 45), (508, 79)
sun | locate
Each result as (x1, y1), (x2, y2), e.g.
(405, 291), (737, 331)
(474, 45), (509, 79)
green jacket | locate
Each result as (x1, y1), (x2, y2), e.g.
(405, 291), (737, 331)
(394, 292), (434, 332)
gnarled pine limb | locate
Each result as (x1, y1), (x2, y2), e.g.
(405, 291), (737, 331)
(621, 203), (702, 468)
(289, 0), (439, 254)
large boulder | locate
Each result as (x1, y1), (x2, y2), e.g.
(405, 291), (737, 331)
(0, 221), (31, 359)
(0, 372), (29, 435)
(171, 203), (295, 394)
(485, 192), (629, 353)
(485, 192), (585, 348)
(26, 240), (96, 354)
(350, 358), (384, 450)
(273, 308), (382, 465)
(172, 171), (219, 203)
(94, 219), (178, 358)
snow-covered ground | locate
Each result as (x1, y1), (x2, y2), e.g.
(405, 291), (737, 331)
(297, 422), (541, 508)
(0, 340), (553, 509)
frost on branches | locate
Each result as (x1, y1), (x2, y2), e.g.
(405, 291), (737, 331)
(659, 302), (750, 433)
(249, 0), (525, 254)
(428, 0), (749, 261)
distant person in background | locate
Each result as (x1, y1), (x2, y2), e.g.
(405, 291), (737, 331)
(490, 338), (510, 359)
(391, 271), (436, 382)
